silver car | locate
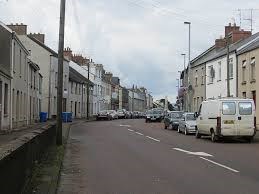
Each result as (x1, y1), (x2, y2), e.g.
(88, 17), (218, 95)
(178, 113), (197, 135)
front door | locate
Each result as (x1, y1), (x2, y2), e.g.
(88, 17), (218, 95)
(0, 81), (2, 130)
(75, 102), (77, 118)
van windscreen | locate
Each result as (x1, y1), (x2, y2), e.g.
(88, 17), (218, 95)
(222, 102), (236, 115)
(239, 102), (252, 115)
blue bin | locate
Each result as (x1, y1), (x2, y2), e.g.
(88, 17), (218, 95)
(62, 112), (73, 123)
(67, 112), (72, 122)
(40, 112), (48, 122)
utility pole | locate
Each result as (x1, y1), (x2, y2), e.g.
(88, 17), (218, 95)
(226, 35), (231, 97)
(181, 53), (186, 70)
(86, 62), (90, 119)
(184, 21), (191, 112)
(56, 0), (66, 146)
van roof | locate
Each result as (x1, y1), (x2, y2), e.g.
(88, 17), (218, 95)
(204, 98), (254, 102)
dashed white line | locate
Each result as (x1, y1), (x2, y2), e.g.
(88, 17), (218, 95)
(173, 148), (213, 157)
(128, 129), (134, 132)
(135, 132), (144, 136)
(120, 124), (131, 127)
(200, 157), (239, 173)
(146, 136), (160, 142)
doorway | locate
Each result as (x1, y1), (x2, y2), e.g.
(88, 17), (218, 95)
(75, 102), (77, 118)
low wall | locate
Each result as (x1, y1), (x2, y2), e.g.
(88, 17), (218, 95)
(0, 124), (56, 194)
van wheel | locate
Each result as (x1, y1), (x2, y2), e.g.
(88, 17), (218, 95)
(211, 130), (218, 142)
(245, 137), (253, 143)
(184, 127), (189, 135)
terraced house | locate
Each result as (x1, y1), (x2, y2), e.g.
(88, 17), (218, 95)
(237, 37), (259, 128)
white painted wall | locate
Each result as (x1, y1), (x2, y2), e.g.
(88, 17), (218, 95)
(206, 53), (237, 99)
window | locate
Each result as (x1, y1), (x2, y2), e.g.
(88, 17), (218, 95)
(79, 102), (81, 113)
(229, 58), (233, 79)
(71, 101), (73, 112)
(24, 55), (27, 81)
(13, 42), (16, 72)
(239, 102), (252, 115)
(71, 82), (73, 94)
(4, 84), (8, 115)
(208, 65), (214, 83)
(242, 60), (246, 83)
(64, 75), (67, 91)
(195, 70), (198, 86)
(218, 61), (221, 81)
(242, 92), (246, 98)
(39, 76), (42, 94)
(222, 102), (236, 115)
(193, 98), (196, 110)
(201, 67), (205, 85)
(252, 91), (256, 107)
(55, 72), (58, 87)
(197, 97), (199, 111)
(19, 49), (22, 76)
(186, 114), (196, 121)
(250, 57), (255, 81)
(54, 96), (57, 113)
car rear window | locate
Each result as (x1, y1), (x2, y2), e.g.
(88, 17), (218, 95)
(171, 112), (183, 119)
(222, 102), (236, 115)
(239, 102), (252, 115)
(186, 114), (195, 121)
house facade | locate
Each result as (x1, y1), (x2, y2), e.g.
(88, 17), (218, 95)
(237, 39), (259, 128)
(190, 46), (216, 112)
(8, 24), (70, 119)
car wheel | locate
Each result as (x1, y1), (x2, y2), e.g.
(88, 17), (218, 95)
(164, 125), (168, 129)
(195, 128), (201, 139)
(184, 127), (189, 135)
(177, 126), (181, 133)
(211, 130), (218, 142)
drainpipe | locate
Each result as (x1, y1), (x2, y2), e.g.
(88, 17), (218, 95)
(235, 51), (239, 97)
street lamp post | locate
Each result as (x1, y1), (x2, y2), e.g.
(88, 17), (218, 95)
(181, 53), (186, 70)
(184, 21), (191, 112)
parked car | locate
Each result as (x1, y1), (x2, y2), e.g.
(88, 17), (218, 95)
(164, 111), (184, 129)
(146, 109), (163, 122)
(195, 98), (256, 142)
(96, 110), (112, 120)
(178, 112), (197, 135)
(133, 111), (140, 119)
(117, 109), (126, 119)
(107, 110), (119, 120)
(125, 111), (132, 119)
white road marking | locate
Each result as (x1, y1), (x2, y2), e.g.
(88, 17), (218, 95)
(128, 129), (134, 132)
(135, 132), (144, 136)
(200, 157), (239, 173)
(120, 124), (131, 127)
(146, 136), (160, 142)
(173, 148), (213, 157)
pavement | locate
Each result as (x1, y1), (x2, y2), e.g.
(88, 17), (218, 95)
(58, 119), (259, 194)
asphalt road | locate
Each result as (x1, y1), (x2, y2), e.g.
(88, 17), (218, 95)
(58, 119), (259, 194)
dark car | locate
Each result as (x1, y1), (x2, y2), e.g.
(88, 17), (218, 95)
(146, 109), (163, 122)
(164, 111), (184, 130)
(96, 110), (112, 120)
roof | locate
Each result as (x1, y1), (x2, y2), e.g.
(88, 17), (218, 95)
(190, 45), (216, 68)
(206, 32), (259, 62)
(69, 61), (93, 86)
(237, 36), (259, 55)
(27, 35), (69, 62)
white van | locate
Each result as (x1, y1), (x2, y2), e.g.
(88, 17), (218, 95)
(195, 98), (256, 142)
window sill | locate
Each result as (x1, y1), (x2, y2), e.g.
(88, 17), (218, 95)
(207, 82), (213, 85)
(4, 114), (8, 118)
(250, 79), (256, 83)
(241, 81), (247, 85)
(225, 77), (234, 80)
(217, 80), (221, 82)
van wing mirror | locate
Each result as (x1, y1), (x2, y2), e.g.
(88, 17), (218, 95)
(194, 112), (199, 118)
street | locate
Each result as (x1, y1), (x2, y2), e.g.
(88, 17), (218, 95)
(58, 119), (259, 194)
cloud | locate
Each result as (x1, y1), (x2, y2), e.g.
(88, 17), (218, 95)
(1, 0), (259, 102)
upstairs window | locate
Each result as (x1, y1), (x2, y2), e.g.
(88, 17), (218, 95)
(229, 58), (233, 79)
(218, 61), (221, 81)
(250, 57), (256, 81)
(242, 60), (246, 83)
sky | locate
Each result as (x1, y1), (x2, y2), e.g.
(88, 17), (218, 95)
(1, 0), (259, 102)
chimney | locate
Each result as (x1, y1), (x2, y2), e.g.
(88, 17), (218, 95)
(225, 23), (240, 37)
(7, 23), (27, 35)
(215, 38), (226, 49)
(224, 22), (251, 44)
(64, 47), (73, 60)
(29, 33), (45, 44)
